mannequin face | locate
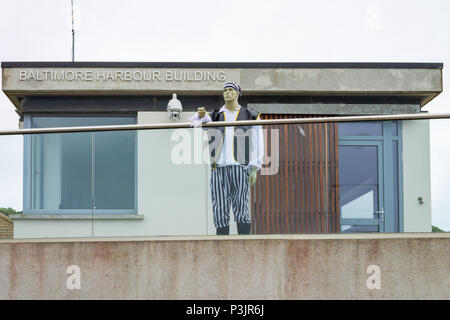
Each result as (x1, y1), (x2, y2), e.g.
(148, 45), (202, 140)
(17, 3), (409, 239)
(223, 87), (239, 102)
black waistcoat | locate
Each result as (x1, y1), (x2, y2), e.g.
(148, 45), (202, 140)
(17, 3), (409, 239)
(207, 107), (261, 169)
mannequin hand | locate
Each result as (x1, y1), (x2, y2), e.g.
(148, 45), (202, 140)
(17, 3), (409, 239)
(198, 107), (206, 118)
(249, 167), (258, 186)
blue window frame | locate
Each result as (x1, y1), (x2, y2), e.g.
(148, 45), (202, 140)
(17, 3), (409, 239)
(338, 121), (403, 232)
(23, 115), (137, 215)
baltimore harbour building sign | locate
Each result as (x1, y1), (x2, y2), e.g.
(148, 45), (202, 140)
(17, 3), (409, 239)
(17, 69), (228, 82)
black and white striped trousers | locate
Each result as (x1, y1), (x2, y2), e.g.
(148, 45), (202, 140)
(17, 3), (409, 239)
(211, 165), (251, 228)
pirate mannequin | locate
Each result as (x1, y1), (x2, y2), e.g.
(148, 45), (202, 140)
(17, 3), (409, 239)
(191, 82), (264, 235)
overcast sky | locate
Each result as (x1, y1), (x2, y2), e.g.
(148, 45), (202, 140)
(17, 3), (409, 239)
(0, 0), (449, 230)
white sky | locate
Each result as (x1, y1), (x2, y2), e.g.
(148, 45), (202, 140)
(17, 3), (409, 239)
(0, 0), (449, 230)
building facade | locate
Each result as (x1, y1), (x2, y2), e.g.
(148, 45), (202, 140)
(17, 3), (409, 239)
(1, 62), (443, 238)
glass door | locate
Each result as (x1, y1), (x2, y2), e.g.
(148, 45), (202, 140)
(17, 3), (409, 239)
(338, 141), (384, 233)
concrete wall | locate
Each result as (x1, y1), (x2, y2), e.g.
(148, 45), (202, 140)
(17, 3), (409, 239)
(248, 103), (421, 115)
(136, 111), (240, 235)
(3, 67), (442, 97)
(402, 120), (432, 232)
(137, 111), (216, 236)
(0, 234), (448, 299)
(13, 219), (93, 238)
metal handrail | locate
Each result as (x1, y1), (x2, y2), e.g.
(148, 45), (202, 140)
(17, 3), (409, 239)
(1, 112), (450, 136)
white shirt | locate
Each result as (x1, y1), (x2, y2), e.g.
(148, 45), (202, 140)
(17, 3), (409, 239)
(217, 105), (241, 167)
(190, 105), (264, 170)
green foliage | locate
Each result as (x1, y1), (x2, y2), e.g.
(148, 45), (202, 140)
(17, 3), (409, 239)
(432, 226), (446, 232)
(0, 207), (22, 216)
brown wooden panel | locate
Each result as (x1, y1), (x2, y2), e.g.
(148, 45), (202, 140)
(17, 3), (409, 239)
(251, 114), (340, 234)
(274, 115), (280, 233)
(313, 123), (319, 232)
(319, 123), (325, 233)
(299, 122), (306, 233)
(292, 117), (299, 234)
(284, 119), (289, 233)
(334, 124), (341, 233)
(307, 123), (314, 233)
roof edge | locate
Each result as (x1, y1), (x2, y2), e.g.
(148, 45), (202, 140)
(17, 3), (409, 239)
(1, 61), (444, 69)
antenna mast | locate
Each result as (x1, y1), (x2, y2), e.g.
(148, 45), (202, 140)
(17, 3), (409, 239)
(71, 0), (75, 62)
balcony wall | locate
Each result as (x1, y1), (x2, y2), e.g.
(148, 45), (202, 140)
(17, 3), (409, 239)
(0, 233), (448, 299)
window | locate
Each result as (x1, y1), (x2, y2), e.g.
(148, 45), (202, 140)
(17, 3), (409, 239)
(25, 116), (136, 214)
(338, 121), (383, 136)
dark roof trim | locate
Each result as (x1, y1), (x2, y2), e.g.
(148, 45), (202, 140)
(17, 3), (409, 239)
(1, 61), (444, 69)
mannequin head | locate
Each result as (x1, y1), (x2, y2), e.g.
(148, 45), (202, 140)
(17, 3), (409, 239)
(223, 82), (241, 106)
(223, 87), (239, 102)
